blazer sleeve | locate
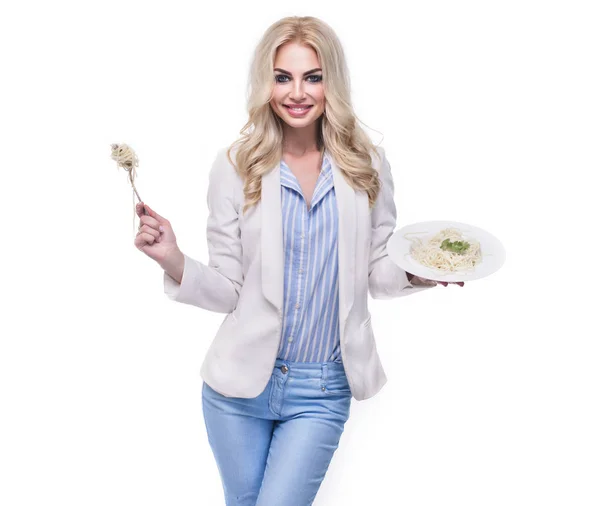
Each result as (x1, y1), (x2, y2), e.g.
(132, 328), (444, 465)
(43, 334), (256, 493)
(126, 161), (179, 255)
(368, 147), (435, 299)
(163, 148), (243, 313)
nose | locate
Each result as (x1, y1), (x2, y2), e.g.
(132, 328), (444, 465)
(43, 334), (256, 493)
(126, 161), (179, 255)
(290, 80), (307, 100)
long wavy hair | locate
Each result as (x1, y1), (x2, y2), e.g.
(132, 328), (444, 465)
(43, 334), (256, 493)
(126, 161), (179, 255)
(226, 15), (383, 216)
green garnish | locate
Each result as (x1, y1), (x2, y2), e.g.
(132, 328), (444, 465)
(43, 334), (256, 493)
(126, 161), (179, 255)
(440, 238), (470, 254)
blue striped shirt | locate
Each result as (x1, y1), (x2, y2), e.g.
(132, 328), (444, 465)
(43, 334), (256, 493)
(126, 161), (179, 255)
(276, 153), (342, 363)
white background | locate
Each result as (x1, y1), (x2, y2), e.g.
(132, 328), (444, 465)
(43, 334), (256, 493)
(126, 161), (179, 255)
(1, 1), (599, 505)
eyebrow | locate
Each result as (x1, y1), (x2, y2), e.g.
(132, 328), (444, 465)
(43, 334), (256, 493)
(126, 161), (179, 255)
(274, 67), (322, 76)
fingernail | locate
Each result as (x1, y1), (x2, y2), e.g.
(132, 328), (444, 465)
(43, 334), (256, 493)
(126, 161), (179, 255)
(159, 226), (164, 232)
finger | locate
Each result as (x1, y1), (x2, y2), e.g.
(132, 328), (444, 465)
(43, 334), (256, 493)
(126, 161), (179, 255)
(138, 225), (160, 241)
(411, 275), (438, 287)
(143, 203), (166, 223)
(138, 215), (161, 231)
(135, 231), (158, 247)
(136, 202), (146, 218)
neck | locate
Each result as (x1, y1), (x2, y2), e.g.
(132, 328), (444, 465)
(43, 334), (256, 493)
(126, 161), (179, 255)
(282, 121), (321, 156)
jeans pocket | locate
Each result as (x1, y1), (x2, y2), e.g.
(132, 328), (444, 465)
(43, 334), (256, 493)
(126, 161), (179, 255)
(323, 375), (352, 395)
(325, 386), (351, 395)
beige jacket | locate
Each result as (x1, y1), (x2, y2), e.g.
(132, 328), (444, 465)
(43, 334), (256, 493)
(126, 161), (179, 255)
(164, 145), (433, 401)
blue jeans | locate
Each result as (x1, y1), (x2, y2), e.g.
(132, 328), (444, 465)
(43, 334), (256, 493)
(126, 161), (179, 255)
(201, 358), (352, 506)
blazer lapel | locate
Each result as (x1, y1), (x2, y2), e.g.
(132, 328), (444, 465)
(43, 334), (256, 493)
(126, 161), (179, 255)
(330, 153), (356, 326)
(261, 158), (284, 314)
(261, 150), (356, 327)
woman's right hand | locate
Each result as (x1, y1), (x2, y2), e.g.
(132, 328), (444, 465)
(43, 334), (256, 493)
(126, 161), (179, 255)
(134, 202), (180, 264)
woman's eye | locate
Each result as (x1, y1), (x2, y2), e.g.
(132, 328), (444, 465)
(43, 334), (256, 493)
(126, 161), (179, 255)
(275, 75), (322, 83)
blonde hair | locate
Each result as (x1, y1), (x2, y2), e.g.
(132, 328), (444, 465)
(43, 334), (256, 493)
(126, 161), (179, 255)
(226, 15), (383, 215)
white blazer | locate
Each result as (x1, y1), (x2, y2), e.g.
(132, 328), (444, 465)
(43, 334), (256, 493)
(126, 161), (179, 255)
(164, 145), (433, 401)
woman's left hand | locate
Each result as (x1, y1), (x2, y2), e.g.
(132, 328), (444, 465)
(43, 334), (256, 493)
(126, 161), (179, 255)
(407, 272), (465, 287)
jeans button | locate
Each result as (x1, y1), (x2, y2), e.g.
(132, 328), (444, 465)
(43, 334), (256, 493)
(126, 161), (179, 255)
(280, 365), (288, 373)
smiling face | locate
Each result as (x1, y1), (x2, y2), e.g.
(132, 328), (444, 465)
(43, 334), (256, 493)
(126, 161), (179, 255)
(269, 42), (326, 129)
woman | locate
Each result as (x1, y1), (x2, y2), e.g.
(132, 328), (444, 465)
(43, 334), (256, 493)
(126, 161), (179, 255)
(134, 15), (463, 506)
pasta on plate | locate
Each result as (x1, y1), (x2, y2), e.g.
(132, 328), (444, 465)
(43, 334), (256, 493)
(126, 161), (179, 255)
(405, 227), (483, 273)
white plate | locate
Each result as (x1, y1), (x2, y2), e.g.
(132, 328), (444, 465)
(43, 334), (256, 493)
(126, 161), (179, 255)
(387, 220), (506, 282)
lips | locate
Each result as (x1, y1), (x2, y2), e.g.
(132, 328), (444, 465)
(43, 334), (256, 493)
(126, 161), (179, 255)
(284, 105), (313, 109)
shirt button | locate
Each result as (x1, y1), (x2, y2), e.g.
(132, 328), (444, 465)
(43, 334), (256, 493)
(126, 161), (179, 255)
(288, 336), (293, 342)
(299, 268), (303, 274)
(295, 303), (300, 309)
(300, 234), (305, 239)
